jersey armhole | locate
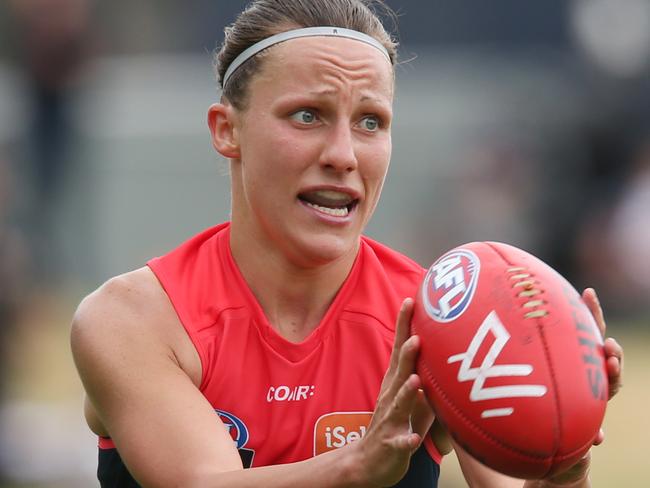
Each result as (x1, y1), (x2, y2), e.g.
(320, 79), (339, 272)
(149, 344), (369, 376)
(98, 436), (116, 449)
(423, 434), (443, 465)
(146, 260), (211, 393)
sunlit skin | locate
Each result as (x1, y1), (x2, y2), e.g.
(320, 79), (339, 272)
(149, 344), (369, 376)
(208, 37), (394, 340)
(72, 32), (625, 488)
(206, 38), (625, 483)
(230, 37), (393, 265)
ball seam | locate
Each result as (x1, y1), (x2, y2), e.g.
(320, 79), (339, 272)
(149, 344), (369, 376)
(415, 342), (552, 462)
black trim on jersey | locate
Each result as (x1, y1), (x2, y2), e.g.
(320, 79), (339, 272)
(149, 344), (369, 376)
(98, 445), (439, 487)
(393, 445), (440, 487)
(98, 448), (141, 488)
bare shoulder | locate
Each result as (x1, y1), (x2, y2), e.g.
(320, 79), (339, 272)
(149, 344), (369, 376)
(71, 266), (201, 391)
(70, 268), (240, 482)
(73, 266), (166, 332)
(71, 267), (166, 361)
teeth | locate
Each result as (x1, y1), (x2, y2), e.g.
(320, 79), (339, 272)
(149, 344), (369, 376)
(305, 201), (349, 217)
(312, 190), (351, 201)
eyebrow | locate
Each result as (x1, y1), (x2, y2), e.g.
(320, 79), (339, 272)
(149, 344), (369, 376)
(308, 88), (338, 98)
(308, 89), (387, 104)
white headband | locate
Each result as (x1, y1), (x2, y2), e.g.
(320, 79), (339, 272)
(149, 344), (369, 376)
(222, 26), (391, 87)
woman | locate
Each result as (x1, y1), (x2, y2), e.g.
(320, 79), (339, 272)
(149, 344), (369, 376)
(71, 1), (623, 486)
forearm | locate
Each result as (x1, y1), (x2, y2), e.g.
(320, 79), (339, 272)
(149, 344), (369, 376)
(523, 478), (590, 488)
(453, 439), (591, 488)
(522, 451), (591, 488)
(182, 447), (367, 488)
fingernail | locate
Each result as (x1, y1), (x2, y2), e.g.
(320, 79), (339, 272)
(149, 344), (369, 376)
(408, 374), (420, 389)
(588, 288), (601, 305)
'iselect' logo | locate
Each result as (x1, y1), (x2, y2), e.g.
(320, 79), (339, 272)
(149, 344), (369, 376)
(313, 412), (372, 455)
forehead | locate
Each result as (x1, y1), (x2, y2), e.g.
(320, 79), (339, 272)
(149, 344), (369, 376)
(249, 36), (394, 100)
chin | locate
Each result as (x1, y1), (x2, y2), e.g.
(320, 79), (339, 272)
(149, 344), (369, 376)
(289, 232), (359, 268)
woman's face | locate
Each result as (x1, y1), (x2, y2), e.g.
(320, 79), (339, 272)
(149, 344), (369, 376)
(229, 35), (394, 267)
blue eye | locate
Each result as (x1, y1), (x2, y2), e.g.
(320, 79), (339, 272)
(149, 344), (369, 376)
(360, 115), (380, 132)
(291, 109), (317, 124)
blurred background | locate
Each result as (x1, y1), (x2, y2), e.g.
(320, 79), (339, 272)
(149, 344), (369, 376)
(0, 0), (647, 486)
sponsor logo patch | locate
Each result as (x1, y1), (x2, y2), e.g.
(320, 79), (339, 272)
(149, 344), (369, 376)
(266, 385), (315, 402)
(216, 409), (255, 468)
(313, 412), (372, 455)
(422, 249), (480, 322)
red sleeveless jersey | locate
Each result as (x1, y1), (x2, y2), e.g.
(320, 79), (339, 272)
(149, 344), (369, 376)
(102, 222), (441, 470)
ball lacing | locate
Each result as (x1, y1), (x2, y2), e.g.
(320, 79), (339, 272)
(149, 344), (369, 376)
(507, 267), (548, 318)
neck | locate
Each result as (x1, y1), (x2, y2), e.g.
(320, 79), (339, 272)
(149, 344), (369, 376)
(229, 222), (359, 343)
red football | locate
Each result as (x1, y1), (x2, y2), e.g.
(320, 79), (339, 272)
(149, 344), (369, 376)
(411, 242), (608, 479)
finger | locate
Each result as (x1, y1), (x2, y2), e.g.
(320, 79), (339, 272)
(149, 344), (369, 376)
(380, 335), (420, 404)
(394, 334), (420, 388)
(388, 374), (426, 452)
(594, 428), (604, 446)
(378, 302), (418, 413)
(604, 337), (623, 369)
(608, 361), (621, 399)
(391, 373), (421, 423)
(545, 450), (591, 484)
(377, 312), (418, 415)
(604, 337), (624, 398)
(391, 431), (423, 453)
(388, 298), (415, 373)
(410, 389), (435, 439)
(582, 288), (606, 338)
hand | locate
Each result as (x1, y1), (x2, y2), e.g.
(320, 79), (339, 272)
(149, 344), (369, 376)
(527, 288), (624, 488)
(353, 298), (434, 487)
(579, 287), (622, 452)
(379, 298), (435, 442)
(582, 288), (623, 403)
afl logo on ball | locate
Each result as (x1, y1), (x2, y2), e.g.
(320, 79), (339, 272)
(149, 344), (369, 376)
(422, 249), (480, 322)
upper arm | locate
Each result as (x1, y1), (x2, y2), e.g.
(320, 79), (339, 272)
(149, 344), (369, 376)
(71, 269), (242, 487)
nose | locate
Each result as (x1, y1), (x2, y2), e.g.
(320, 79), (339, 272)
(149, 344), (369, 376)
(319, 121), (358, 173)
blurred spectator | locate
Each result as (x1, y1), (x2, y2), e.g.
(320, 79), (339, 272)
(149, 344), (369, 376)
(0, 153), (29, 346)
(609, 143), (650, 292)
(576, 135), (650, 317)
(0, 150), (30, 482)
(7, 0), (94, 282)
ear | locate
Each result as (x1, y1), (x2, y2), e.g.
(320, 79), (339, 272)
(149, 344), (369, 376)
(207, 102), (241, 159)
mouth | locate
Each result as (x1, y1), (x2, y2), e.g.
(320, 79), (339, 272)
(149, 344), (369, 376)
(297, 189), (359, 218)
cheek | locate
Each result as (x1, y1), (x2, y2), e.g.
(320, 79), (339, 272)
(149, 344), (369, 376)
(361, 140), (391, 190)
(240, 136), (314, 212)
(240, 132), (286, 181)
(276, 138), (310, 168)
(246, 124), (313, 175)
